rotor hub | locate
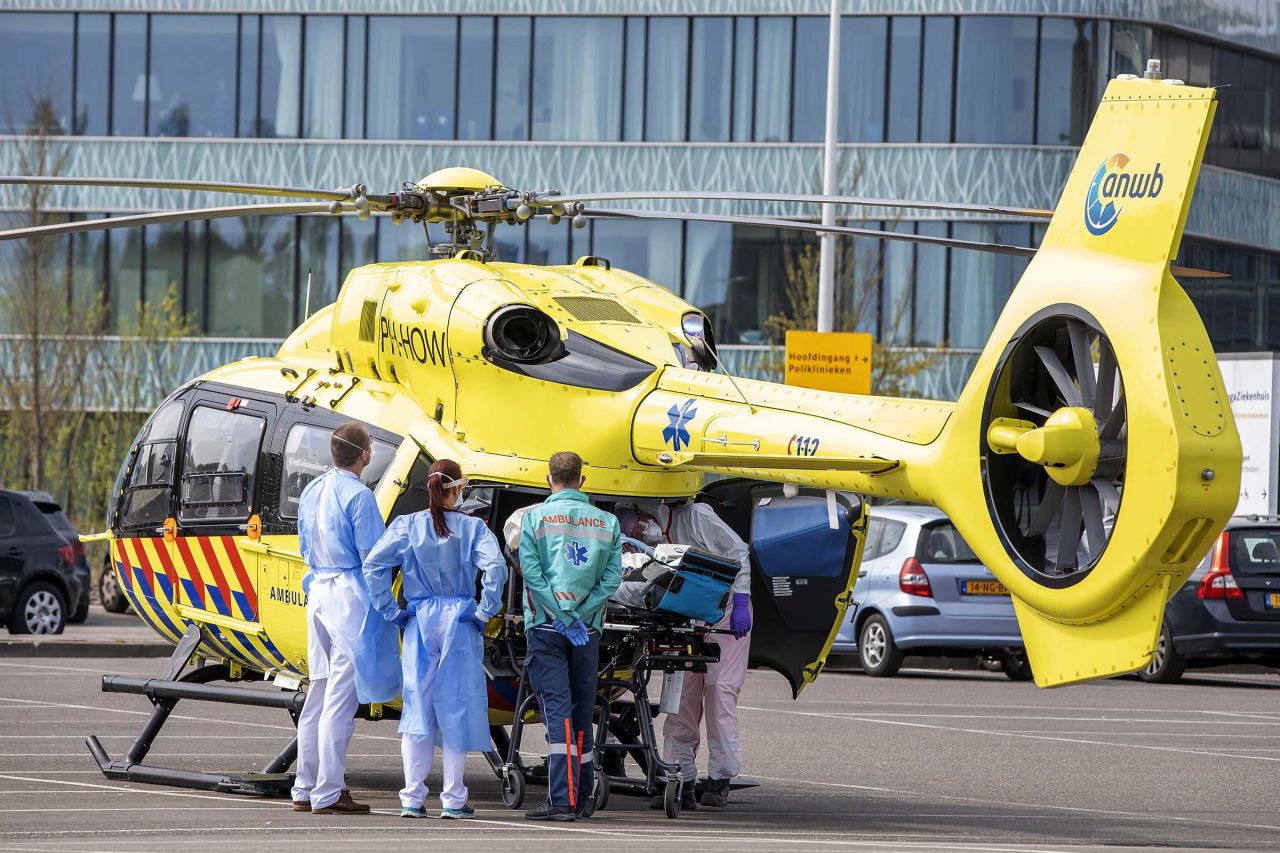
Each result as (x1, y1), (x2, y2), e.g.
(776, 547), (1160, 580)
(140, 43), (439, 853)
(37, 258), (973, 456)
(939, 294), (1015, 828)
(988, 407), (1100, 487)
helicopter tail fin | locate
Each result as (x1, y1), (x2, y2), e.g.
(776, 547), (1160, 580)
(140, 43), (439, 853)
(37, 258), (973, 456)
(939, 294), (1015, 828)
(923, 75), (1239, 686)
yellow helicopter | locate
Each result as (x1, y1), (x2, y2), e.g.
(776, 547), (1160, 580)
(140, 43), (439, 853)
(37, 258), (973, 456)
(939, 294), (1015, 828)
(0, 71), (1241, 799)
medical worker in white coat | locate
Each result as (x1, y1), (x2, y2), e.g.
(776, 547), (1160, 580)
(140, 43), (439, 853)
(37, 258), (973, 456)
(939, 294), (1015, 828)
(620, 500), (752, 811)
(363, 458), (507, 819)
(292, 422), (401, 815)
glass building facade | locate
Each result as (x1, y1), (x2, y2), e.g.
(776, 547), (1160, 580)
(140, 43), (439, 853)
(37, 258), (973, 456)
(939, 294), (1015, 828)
(1, 2), (1278, 384)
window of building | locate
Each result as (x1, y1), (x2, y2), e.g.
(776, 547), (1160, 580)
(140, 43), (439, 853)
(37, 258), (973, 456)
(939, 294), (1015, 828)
(0, 13), (74, 135)
(148, 14), (237, 138)
(592, 218), (682, 289)
(299, 215), (341, 310)
(920, 16), (955, 143)
(1110, 21), (1151, 78)
(343, 16), (366, 137)
(646, 17), (688, 141)
(109, 227), (143, 329)
(881, 222), (915, 345)
(457, 17), (495, 140)
(791, 16), (828, 143)
(914, 221), (948, 345)
(258, 15), (302, 138)
(887, 17), (922, 143)
(111, 14), (146, 136)
(367, 17), (456, 139)
(622, 17), (646, 141)
(494, 16), (531, 140)
(955, 16), (1037, 144)
(532, 17), (622, 140)
(690, 17), (732, 142)
(527, 217), (569, 265)
(1037, 19), (1098, 145)
(948, 222), (1029, 348)
(841, 16), (888, 143)
(754, 16), (793, 142)
(207, 216), (296, 337)
(303, 16), (344, 139)
(238, 15), (260, 137)
(732, 17), (755, 142)
(144, 221), (186, 307)
(74, 14), (110, 135)
(180, 406), (265, 522)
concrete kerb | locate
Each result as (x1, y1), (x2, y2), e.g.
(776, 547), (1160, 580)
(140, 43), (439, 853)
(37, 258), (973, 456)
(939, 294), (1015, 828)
(0, 640), (173, 658)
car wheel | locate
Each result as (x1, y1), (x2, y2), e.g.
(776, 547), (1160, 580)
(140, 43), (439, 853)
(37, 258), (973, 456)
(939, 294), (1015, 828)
(858, 614), (903, 677)
(99, 566), (130, 614)
(1138, 625), (1185, 684)
(1001, 651), (1034, 682)
(9, 581), (67, 635)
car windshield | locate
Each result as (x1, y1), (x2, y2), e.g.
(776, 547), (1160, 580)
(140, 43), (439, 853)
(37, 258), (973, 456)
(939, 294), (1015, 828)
(1228, 527), (1280, 575)
(917, 521), (980, 564)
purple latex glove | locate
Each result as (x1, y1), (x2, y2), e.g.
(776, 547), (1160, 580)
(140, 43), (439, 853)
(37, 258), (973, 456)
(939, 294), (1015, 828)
(729, 593), (751, 639)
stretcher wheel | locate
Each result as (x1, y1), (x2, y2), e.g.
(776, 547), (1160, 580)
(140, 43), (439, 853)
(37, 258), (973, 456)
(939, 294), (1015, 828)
(593, 764), (609, 813)
(501, 766), (525, 809)
(663, 778), (682, 819)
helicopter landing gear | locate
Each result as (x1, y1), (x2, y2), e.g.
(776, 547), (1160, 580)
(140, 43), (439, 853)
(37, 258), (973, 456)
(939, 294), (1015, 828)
(86, 622), (304, 797)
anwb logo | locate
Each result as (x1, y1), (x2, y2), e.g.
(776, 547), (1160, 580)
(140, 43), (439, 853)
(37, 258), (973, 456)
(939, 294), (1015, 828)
(1084, 153), (1164, 236)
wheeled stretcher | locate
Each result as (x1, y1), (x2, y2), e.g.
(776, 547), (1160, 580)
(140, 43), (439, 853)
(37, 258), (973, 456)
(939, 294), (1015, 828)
(482, 598), (722, 819)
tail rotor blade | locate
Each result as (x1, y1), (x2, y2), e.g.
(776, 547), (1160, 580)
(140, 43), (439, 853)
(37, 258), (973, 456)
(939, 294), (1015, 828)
(1034, 345), (1083, 407)
(1027, 481), (1066, 537)
(1055, 488), (1083, 571)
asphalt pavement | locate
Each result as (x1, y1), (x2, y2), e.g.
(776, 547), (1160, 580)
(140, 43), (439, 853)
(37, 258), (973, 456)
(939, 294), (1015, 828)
(0, 656), (1277, 852)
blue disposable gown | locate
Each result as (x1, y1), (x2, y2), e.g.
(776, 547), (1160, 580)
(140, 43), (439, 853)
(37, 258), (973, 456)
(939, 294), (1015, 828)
(297, 468), (402, 704)
(363, 510), (507, 752)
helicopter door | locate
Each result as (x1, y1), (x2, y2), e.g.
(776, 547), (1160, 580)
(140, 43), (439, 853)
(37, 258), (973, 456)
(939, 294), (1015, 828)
(169, 394), (280, 669)
(698, 479), (866, 698)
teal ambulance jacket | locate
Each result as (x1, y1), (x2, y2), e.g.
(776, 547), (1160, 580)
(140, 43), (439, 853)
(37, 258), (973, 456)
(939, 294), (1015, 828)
(519, 490), (623, 631)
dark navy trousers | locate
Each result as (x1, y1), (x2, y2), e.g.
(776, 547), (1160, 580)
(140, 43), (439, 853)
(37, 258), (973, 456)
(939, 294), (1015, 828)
(526, 625), (599, 809)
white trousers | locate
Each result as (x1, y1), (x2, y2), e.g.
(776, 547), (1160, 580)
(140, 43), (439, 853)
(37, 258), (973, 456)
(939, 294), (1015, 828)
(291, 574), (364, 809)
(662, 620), (751, 783)
(400, 733), (469, 810)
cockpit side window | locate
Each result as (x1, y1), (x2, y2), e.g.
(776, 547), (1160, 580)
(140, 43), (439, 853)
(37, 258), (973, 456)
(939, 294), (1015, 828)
(278, 422), (396, 519)
(179, 406), (265, 523)
(117, 399), (185, 530)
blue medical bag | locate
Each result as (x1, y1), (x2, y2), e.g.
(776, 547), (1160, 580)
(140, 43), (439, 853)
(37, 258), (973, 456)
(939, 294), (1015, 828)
(640, 547), (737, 623)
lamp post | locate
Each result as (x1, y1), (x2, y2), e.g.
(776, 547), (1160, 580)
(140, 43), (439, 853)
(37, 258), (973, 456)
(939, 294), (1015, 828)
(816, 0), (841, 333)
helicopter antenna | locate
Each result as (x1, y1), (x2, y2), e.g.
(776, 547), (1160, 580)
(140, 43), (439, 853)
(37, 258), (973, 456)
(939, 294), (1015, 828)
(708, 346), (758, 415)
(304, 269), (313, 321)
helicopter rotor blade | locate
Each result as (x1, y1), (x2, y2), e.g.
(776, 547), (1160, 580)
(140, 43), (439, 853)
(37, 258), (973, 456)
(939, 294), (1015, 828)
(0, 202), (352, 242)
(539, 190), (1054, 220)
(578, 207), (1226, 278)
(0, 176), (360, 203)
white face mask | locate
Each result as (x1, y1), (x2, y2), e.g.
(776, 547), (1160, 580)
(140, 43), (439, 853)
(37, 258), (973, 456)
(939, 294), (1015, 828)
(637, 518), (665, 547)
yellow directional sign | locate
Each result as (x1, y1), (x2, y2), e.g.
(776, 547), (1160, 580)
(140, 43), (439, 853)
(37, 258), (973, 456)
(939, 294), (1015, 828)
(784, 330), (872, 395)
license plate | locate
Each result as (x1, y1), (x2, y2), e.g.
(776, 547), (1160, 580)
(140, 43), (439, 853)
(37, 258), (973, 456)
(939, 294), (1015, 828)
(1267, 593), (1280, 609)
(962, 580), (1008, 595)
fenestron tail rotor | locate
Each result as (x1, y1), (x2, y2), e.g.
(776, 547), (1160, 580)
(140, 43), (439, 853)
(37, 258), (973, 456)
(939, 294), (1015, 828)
(982, 313), (1126, 584)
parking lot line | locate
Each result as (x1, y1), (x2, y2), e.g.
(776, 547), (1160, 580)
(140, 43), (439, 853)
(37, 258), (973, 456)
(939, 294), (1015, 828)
(739, 705), (1280, 762)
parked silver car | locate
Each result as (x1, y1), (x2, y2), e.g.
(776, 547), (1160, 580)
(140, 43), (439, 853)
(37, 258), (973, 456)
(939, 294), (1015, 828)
(834, 505), (1030, 679)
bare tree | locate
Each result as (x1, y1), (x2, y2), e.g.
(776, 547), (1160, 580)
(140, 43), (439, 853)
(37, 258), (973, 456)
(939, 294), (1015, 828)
(0, 98), (106, 494)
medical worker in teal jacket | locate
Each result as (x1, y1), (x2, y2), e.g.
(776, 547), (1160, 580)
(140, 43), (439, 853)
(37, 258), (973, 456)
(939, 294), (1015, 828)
(363, 458), (506, 819)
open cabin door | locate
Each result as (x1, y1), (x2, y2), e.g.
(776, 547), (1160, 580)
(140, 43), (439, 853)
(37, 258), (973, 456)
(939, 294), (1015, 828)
(699, 479), (866, 697)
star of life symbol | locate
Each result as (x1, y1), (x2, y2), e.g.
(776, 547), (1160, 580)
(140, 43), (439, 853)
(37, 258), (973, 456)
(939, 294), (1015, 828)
(565, 541), (588, 566)
(663, 399), (698, 451)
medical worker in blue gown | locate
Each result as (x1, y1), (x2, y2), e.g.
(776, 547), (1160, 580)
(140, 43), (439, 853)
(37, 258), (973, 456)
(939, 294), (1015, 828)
(292, 422), (401, 816)
(363, 458), (506, 819)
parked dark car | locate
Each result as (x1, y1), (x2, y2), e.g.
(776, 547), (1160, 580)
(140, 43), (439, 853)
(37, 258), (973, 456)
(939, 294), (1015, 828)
(0, 489), (89, 633)
(98, 549), (131, 614)
(1141, 515), (1280, 682)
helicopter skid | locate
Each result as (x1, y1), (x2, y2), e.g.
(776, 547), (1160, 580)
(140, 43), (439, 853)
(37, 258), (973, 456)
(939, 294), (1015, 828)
(85, 623), (303, 798)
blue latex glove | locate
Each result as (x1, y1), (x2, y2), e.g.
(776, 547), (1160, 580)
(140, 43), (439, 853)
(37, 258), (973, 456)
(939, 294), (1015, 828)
(729, 593), (751, 639)
(457, 610), (489, 633)
(568, 614), (591, 640)
(391, 608), (412, 629)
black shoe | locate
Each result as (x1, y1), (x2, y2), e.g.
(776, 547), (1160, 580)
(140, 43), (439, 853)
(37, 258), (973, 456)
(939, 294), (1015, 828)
(699, 778), (730, 808)
(525, 804), (576, 822)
